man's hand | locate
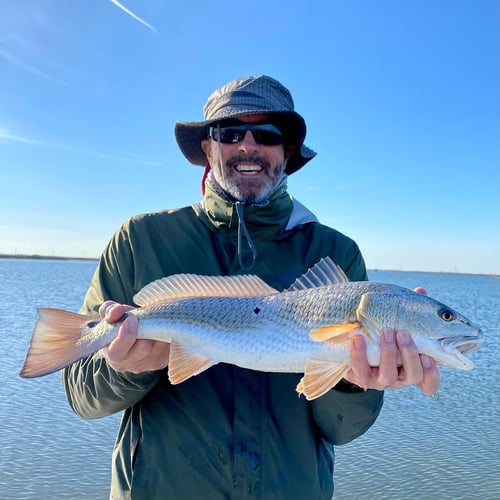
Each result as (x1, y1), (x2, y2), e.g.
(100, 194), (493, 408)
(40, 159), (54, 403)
(343, 328), (440, 396)
(98, 301), (170, 374)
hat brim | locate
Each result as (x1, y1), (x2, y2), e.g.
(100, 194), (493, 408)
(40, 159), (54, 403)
(174, 111), (316, 175)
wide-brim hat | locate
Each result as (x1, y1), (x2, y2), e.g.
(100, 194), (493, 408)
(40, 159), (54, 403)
(174, 75), (316, 175)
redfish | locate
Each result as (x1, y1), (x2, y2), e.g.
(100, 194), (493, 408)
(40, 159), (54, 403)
(20, 258), (482, 400)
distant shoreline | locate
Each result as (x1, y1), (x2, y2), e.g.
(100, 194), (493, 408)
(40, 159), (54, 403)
(1, 253), (498, 277)
(0, 253), (98, 262)
(369, 268), (499, 278)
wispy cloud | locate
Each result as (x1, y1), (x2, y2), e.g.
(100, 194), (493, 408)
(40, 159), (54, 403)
(109, 0), (158, 34)
(0, 127), (162, 167)
(0, 49), (73, 87)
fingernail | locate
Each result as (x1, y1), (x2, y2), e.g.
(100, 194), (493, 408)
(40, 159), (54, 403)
(104, 304), (115, 320)
(421, 355), (432, 368)
(383, 329), (395, 343)
(354, 335), (364, 349)
(396, 330), (411, 346)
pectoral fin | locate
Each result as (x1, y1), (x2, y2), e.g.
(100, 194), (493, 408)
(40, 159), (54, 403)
(309, 322), (361, 342)
(168, 341), (216, 384)
(296, 359), (350, 400)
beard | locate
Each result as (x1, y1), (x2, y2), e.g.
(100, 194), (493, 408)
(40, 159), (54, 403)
(213, 154), (286, 204)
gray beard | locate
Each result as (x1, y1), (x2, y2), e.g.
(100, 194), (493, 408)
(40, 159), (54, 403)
(208, 170), (287, 205)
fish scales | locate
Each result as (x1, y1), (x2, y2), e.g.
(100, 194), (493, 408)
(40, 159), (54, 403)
(132, 294), (319, 371)
(130, 283), (409, 370)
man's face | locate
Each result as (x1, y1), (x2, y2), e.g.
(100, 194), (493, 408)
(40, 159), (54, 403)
(201, 114), (295, 204)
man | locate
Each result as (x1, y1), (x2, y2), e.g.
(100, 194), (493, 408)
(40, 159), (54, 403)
(63, 75), (439, 500)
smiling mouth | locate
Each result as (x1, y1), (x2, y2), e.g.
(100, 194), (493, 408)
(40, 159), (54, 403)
(235, 164), (263, 174)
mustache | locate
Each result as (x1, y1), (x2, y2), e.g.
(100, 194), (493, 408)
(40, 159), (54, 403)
(226, 155), (270, 169)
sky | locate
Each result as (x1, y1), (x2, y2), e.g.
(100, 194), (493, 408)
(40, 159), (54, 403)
(0, 0), (498, 275)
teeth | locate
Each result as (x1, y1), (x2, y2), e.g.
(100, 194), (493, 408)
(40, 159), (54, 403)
(235, 164), (262, 172)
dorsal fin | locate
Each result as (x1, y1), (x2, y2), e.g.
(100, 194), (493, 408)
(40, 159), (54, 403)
(287, 257), (349, 291)
(133, 273), (279, 307)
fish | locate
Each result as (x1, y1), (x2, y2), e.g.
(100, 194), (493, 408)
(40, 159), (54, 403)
(20, 257), (482, 400)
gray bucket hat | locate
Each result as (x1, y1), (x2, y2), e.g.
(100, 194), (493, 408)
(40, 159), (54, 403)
(174, 75), (316, 174)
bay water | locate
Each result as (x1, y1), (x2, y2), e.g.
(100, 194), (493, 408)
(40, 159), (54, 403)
(0, 258), (498, 499)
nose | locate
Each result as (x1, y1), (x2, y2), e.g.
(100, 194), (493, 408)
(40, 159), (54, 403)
(238, 130), (259, 151)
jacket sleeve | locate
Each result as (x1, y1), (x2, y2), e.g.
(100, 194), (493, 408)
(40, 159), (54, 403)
(63, 357), (163, 419)
(62, 220), (163, 419)
(311, 388), (383, 445)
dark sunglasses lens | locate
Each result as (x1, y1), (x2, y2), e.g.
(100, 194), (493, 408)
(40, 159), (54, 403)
(253, 129), (283, 145)
(214, 125), (283, 145)
(218, 128), (244, 143)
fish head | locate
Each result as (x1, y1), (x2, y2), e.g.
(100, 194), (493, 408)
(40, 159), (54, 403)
(357, 287), (482, 371)
(395, 292), (483, 370)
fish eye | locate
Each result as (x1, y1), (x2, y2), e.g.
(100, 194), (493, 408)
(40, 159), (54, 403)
(438, 308), (455, 322)
(87, 320), (99, 328)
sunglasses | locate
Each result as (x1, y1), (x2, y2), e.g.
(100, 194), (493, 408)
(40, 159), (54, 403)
(208, 123), (284, 146)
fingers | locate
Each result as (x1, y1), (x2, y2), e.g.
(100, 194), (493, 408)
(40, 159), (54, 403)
(99, 300), (115, 318)
(393, 330), (423, 387)
(377, 328), (399, 387)
(344, 328), (440, 395)
(99, 301), (135, 322)
(346, 329), (402, 391)
(106, 314), (140, 365)
(417, 355), (440, 396)
(144, 341), (171, 372)
(345, 334), (372, 389)
(101, 314), (170, 374)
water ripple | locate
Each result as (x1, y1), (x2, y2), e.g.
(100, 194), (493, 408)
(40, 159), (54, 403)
(1, 260), (499, 499)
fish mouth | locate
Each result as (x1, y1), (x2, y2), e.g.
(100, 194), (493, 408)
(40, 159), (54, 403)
(439, 335), (482, 354)
(440, 334), (482, 354)
(438, 334), (482, 370)
(457, 338), (482, 355)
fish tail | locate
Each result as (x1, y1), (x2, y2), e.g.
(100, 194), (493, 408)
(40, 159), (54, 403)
(20, 308), (104, 378)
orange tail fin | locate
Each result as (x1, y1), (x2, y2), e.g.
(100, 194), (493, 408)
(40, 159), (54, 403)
(20, 308), (105, 378)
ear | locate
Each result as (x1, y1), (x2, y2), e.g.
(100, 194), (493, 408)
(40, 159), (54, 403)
(201, 139), (214, 163)
(285, 145), (296, 161)
(201, 139), (210, 156)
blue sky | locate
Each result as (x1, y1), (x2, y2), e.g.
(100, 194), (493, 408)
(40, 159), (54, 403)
(0, 0), (498, 274)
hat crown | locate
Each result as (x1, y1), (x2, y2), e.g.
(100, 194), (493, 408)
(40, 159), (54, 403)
(203, 75), (295, 121)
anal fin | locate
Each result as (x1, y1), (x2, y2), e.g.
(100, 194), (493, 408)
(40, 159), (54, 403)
(296, 359), (350, 400)
(168, 341), (216, 384)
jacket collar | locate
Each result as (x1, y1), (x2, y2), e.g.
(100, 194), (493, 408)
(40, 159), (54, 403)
(198, 174), (295, 237)
(197, 175), (319, 234)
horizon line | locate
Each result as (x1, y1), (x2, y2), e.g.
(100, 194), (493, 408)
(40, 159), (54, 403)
(1, 253), (498, 278)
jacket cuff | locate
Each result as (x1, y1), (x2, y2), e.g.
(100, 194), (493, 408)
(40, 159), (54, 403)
(334, 379), (369, 393)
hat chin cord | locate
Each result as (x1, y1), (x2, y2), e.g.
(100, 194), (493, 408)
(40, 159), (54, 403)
(235, 202), (257, 271)
(216, 123), (257, 271)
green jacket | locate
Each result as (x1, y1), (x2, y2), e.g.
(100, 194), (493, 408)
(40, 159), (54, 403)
(62, 181), (383, 500)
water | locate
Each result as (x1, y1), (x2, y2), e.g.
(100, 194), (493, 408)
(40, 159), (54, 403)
(0, 259), (498, 500)
(333, 269), (500, 500)
(0, 259), (121, 500)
